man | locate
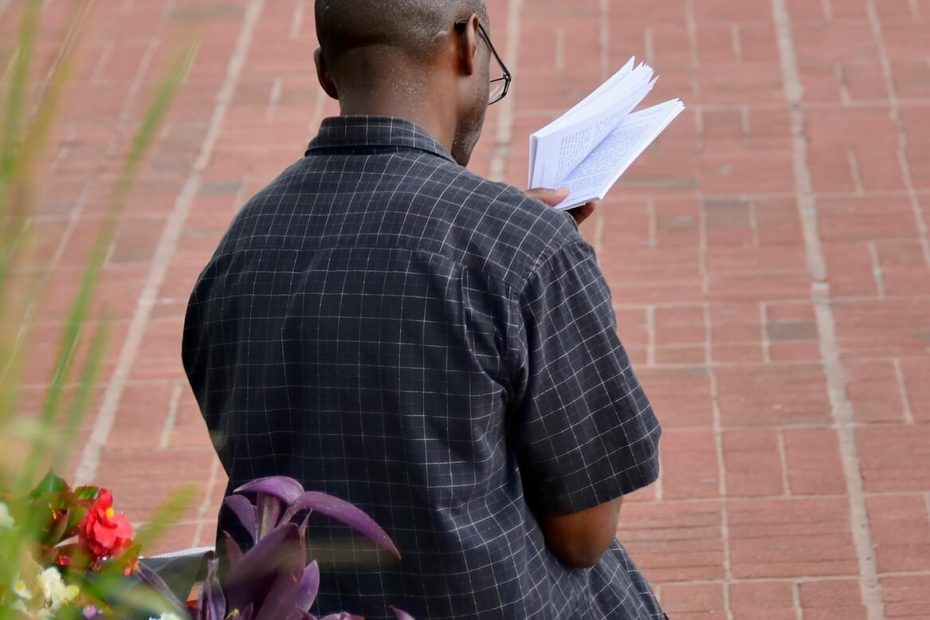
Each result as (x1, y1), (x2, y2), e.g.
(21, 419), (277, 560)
(182, 0), (664, 617)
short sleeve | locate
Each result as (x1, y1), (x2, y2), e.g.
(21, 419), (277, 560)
(511, 239), (661, 516)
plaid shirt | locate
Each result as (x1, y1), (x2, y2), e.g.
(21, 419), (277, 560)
(183, 117), (664, 619)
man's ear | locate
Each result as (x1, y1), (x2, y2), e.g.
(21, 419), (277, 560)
(314, 48), (339, 100)
(454, 15), (480, 77)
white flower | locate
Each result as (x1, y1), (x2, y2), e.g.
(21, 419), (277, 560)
(0, 502), (14, 528)
(37, 567), (79, 610)
(149, 613), (185, 620)
(13, 577), (32, 600)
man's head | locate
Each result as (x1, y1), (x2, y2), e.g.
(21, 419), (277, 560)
(314, 0), (496, 165)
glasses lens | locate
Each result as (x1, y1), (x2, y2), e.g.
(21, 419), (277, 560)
(489, 79), (506, 104)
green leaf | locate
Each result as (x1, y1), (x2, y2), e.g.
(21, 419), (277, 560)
(29, 470), (69, 498)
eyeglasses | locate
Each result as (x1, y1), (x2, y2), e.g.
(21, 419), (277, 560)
(455, 21), (512, 105)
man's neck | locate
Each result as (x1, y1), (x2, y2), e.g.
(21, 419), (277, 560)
(331, 51), (455, 153)
(338, 94), (453, 153)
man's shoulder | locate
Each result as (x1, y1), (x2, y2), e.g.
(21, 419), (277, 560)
(419, 160), (584, 286)
(228, 152), (584, 289)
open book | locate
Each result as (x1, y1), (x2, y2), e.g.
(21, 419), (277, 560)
(528, 58), (685, 210)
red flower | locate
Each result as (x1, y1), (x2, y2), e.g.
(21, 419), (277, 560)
(79, 489), (134, 560)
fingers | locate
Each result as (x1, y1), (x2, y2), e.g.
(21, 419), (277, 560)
(525, 187), (571, 207)
(525, 188), (598, 226)
(569, 201), (598, 226)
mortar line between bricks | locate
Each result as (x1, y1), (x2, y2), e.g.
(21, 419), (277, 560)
(791, 582), (803, 620)
(75, 0), (267, 484)
(488, 0), (522, 183)
(192, 457), (223, 547)
(590, 0), (610, 254)
(289, 0), (306, 40)
(627, 490), (930, 505)
(158, 382), (184, 449)
(599, 0), (609, 81)
(865, 0), (930, 271)
(891, 358), (915, 426)
(704, 308), (734, 620)
(608, 574), (930, 588)
(924, 493), (930, 538)
(772, 2), (885, 619)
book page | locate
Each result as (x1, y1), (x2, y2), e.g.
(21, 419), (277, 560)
(553, 100), (685, 210)
(528, 61), (656, 188)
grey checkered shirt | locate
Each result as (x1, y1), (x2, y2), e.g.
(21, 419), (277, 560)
(183, 116), (664, 619)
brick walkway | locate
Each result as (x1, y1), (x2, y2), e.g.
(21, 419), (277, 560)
(8, 0), (930, 617)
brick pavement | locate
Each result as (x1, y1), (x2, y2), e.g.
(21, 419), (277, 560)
(6, 0), (930, 617)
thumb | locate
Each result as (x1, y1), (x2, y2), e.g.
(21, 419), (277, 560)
(526, 187), (571, 207)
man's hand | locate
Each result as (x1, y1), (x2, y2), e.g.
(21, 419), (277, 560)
(526, 187), (599, 226)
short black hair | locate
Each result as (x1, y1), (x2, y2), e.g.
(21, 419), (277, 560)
(315, 0), (489, 65)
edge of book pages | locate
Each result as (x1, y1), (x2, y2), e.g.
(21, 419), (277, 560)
(528, 57), (685, 211)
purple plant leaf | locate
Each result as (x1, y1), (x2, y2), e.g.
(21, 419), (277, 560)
(224, 523), (306, 613)
(283, 492), (401, 560)
(235, 476), (305, 504)
(292, 561), (321, 615)
(224, 494), (258, 544)
(252, 569), (304, 620)
(137, 564), (189, 618)
(252, 561), (321, 620)
(258, 493), (283, 539)
(391, 607), (415, 620)
(319, 615), (364, 620)
(197, 556), (226, 620)
(223, 531), (244, 565)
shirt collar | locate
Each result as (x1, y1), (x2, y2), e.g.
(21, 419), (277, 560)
(305, 116), (457, 164)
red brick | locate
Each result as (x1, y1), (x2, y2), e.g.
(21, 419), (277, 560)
(845, 360), (908, 423)
(715, 365), (832, 426)
(619, 502), (726, 582)
(699, 147), (795, 194)
(723, 430), (784, 497)
(818, 197), (919, 243)
(799, 579), (863, 608)
(707, 271), (811, 302)
(712, 343), (765, 363)
(857, 426), (930, 493)
(834, 299), (930, 359)
(783, 428), (847, 496)
(792, 22), (876, 63)
(600, 200), (653, 248)
(729, 581), (794, 611)
(728, 498), (859, 579)
(638, 367), (715, 428)
(693, 0), (771, 22)
(766, 302), (815, 324)
(876, 241), (930, 297)
(655, 200), (701, 247)
(768, 341), (822, 362)
(655, 345), (708, 365)
(900, 358), (930, 423)
(786, 0), (827, 21)
(662, 429), (721, 500)
(660, 583), (725, 614)
(881, 575), (930, 617)
(866, 495), (930, 574)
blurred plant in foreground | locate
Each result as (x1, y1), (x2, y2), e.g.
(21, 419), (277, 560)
(1, 3), (414, 618)
(0, 0), (195, 617)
